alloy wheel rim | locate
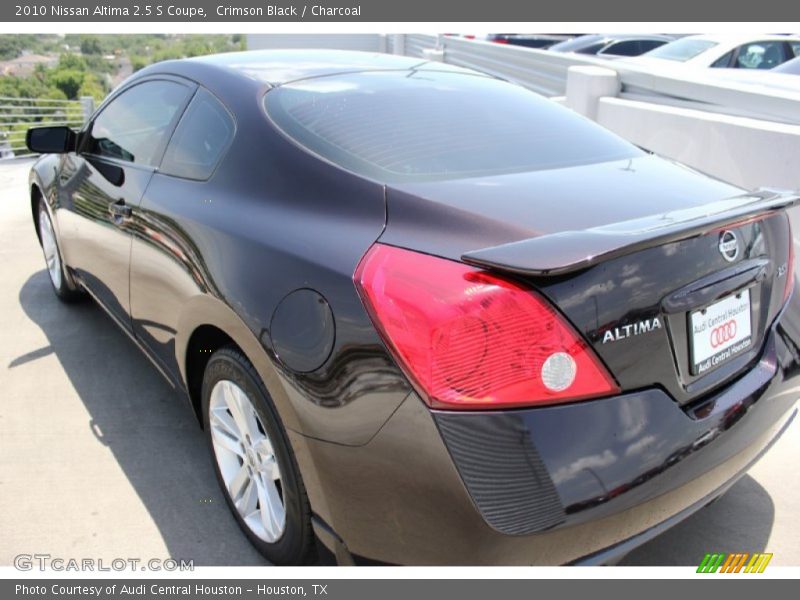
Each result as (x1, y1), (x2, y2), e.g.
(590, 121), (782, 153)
(209, 379), (286, 543)
(39, 208), (62, 290)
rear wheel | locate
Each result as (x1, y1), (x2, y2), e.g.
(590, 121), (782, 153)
(202, 347), (315, 565)
(37, 198), (83, 302)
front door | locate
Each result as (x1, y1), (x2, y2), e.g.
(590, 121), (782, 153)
(55, 78), (194, 329)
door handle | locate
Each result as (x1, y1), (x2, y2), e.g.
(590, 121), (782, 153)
(109, 199), (132, 220)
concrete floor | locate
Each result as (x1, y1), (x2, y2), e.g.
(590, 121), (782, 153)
(0, 158), (798, 567)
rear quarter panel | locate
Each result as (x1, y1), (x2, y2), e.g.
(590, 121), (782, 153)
(129, 77), (410, 445)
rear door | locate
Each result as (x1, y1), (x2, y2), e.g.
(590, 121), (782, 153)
(56, 78), (194, 329)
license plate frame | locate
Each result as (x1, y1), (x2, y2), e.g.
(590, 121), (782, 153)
(689, 288), (753, 376)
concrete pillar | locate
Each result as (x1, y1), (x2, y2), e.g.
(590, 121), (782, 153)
(391, 34), (406, 56)
(565, 66), (620, 121)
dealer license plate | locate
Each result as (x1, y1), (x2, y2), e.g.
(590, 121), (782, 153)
(690, 289), (752, 375)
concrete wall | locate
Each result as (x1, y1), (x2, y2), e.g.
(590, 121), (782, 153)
(555, 65), (800, 193)
(596, 97), (800, 191)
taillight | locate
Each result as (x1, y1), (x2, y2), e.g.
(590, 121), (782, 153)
(354, 244), (619, 410)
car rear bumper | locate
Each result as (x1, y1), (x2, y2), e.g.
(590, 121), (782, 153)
(291, 319), (800, 565)
(570, 405), (795, 565)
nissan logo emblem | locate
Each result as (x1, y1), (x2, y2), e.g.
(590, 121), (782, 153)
(718, 230), (739, 262)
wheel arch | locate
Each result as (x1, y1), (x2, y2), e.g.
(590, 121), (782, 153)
(176, 294), (302, 435)
(29, 156), (58, 244)
(30, 180), (43, 244)
(177, 295), (333, 537)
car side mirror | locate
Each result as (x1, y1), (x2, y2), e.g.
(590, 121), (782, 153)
(26, 126), (77, 154)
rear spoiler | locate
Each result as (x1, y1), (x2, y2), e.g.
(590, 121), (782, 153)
(461, 190), (800, 277)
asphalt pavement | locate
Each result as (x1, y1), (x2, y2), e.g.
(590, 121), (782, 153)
(0, 158), (798, 567)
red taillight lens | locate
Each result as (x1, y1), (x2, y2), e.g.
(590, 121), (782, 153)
(354, 244), (620, 410)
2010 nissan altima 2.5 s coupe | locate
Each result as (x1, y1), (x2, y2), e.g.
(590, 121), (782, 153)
(26, 50), (800, 566)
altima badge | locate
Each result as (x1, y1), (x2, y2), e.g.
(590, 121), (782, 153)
(719, 230), (739, 262)
(602, 317), (663, 344)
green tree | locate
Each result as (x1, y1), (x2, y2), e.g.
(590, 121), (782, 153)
(130, 55), (148, 72)
(0, 35), (245, 101)
(57, 52), (87, 70)
(0, 36), (23, 59)
(47, 69), (85, 99)
(77, 74), (106, 102)
(79, 36), (103, 55)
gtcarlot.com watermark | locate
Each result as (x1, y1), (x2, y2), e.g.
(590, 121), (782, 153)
(14, 554), (194, 572)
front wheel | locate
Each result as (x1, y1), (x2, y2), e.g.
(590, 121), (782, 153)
(37, 199), (83, 302)
(202, 347), (315, 565)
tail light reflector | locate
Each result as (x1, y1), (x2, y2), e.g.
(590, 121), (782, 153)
(354, 244), (619, 410)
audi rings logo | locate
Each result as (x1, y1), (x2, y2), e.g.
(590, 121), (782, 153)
(718, 230), (739, 262)
(711, 320), (738, 348)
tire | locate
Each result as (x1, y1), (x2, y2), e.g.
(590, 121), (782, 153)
(37, 197), (83, 302)
(202, 346), (315, 565)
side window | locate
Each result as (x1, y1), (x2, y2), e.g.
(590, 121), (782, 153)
(85, 80), (191, 167)
(734, 42), (787, 69)
(638, 40), (666, 54)
(600, 40), (642, 57)
(710, 51), (734, 68)
(574, 42), (606, 55)
(160, 88), (235, 181)
(791, 42), (800, 58)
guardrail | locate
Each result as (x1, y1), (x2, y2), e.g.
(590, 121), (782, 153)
(0, 96), (93, 160)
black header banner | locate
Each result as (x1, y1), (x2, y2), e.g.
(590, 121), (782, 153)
(2, 0), (799, 22)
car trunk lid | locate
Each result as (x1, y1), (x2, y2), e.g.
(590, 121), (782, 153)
(380, 157), (798, 405)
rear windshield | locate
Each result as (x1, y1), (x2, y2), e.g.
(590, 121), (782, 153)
(264, 71), (641, 183)
(643, 38), (718, 62)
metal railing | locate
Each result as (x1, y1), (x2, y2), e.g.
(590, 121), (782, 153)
(0, 96), (94, 160)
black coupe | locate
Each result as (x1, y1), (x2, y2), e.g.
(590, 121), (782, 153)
(26, 50), (800, 565)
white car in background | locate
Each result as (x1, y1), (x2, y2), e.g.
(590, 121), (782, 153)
(623, 34), (800, 70)
(701, 55), (800, 95)
(773, 56), (800, 75)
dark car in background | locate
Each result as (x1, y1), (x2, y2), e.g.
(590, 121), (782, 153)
(26, 50), (800, 566)
(549, 33), (676, 57)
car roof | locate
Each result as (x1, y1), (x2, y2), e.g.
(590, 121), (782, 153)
(185, 49), (479, 86)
